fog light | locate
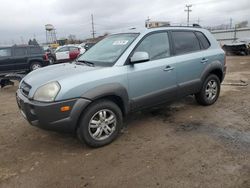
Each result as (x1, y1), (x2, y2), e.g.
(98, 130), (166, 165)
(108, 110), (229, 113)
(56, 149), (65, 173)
(60, 106), (71, 112)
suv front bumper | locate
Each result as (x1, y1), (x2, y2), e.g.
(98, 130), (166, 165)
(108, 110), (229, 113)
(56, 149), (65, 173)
(16, 89), (91, 133)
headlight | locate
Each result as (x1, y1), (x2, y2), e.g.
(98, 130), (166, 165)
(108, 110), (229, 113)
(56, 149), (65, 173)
(33, 81), (60, 102)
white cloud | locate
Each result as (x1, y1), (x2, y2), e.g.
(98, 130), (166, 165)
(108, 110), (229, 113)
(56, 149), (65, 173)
(0, 0), (249, 44)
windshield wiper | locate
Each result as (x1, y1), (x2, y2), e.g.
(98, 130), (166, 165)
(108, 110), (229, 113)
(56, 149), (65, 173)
(76, 60), (95, 67)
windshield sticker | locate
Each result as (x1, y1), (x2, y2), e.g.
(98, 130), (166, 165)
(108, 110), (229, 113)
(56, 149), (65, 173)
(112, 40), (128, 45)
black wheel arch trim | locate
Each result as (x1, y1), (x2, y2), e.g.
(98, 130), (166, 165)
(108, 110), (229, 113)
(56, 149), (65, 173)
(200, 60), (224, 83)
(81, 83), (130, 115)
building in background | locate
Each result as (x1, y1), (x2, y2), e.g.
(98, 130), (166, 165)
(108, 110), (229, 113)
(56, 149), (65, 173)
(211, 27), (250, 45)
(145, 21), (170, 28)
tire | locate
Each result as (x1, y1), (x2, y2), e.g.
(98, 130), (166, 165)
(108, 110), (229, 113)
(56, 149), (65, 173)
(195, 74), (221, 106)
(30, 62), (42, 71)
(77, 99), (123, 147)
(240, 51), (247, 56)
(48, 57), (55, 64)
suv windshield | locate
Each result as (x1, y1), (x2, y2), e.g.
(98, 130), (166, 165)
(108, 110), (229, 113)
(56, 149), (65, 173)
(78, 33), (139, 66)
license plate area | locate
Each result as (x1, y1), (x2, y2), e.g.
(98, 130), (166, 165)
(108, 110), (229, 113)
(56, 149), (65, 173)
(16, 95), (27, 119)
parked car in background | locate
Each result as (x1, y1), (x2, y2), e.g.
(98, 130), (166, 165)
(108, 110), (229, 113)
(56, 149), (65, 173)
(16, 27), (226, 147)
(84, 42), (96, 51)
(78, 43), (86, 54)
(54, 45), (80, 63)
(222, 38), (250, 56)
(69, 50), (80, 60)
(0, 45), (49, 75)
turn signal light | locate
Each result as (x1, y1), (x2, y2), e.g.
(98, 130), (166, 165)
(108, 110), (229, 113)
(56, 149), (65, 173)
(60, 106), (71, 112)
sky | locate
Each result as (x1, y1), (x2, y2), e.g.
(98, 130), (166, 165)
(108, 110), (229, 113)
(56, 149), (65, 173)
(0, 0), (249, 45)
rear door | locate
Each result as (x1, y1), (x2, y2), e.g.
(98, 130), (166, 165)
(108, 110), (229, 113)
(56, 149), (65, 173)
(170, 30), (210, 97)
(12, 47), (28, 71)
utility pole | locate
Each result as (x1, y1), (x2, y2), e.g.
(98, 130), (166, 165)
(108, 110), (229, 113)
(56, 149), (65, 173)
(234, 24), (238, 41)
(197, 17), (201, 25)
(185, 4), (192, 26)
(20, 36), (24, 44)
(229, 18), (232, 29)
(91, 14), (96, 39)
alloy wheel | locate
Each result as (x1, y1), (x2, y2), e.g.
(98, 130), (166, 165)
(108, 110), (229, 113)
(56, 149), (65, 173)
(205, 80), (218, 101)
(88, 109), (117, 141)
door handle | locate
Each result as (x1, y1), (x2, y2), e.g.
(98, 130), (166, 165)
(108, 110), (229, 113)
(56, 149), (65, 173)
(201, 58), (208, 64)
(164, 65), (174, 71)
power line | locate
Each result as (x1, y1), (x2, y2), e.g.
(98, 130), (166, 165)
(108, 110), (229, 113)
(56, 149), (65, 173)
(185, 4), (192, 26)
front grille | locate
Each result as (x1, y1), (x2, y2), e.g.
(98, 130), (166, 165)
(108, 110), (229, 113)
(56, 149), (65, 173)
(20, 81), (31, 97)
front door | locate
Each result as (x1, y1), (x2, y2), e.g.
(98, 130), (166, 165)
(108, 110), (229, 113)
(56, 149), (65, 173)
(127, 31), (178, 110)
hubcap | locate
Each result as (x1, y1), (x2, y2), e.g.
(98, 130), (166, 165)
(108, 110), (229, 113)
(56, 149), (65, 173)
(49, 58), (54, 64)
(205, 80), (218, 101)
(88, 109), (117, 141)
(32, 64), (41, 70)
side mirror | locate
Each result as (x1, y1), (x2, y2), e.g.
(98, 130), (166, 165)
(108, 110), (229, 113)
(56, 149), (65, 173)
(130, 51), (149, 64)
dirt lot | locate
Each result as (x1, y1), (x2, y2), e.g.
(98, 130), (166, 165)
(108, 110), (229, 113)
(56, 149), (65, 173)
(0, 56), (250, 188)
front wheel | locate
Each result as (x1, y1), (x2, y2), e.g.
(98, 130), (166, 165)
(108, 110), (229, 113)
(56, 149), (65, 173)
(77, 100), (123, 147)
(195, 74), (221, 106)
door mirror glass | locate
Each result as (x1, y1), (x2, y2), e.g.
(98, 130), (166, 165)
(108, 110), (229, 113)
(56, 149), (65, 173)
(130, 51), (149, 63)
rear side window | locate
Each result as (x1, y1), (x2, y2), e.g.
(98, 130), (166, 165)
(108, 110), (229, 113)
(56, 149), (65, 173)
(134, 32), (170, 61)
(0, 48), (11, 57)
(172, 31), (200, 55)
(57, 47), (69, 52)
(195, 32), (210, 49)
(69, 47), (78, 51)
(14, 47), (27, 56)
(29, 47), (43, 54)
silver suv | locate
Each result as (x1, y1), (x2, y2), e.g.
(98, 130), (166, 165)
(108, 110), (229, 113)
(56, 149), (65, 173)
(16, 27), (226, 147)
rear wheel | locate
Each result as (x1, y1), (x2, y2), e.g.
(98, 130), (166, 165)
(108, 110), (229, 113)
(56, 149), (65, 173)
(195, 74), (220, 106)
(30, 62), (42, 71)
(77, 100), (123, 147)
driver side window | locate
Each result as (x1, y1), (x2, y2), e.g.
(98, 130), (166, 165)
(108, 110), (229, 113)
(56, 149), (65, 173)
(134, 32), (170, 61)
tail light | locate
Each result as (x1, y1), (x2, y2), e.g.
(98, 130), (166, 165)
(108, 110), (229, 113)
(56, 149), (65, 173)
(44, 52), (49, 61)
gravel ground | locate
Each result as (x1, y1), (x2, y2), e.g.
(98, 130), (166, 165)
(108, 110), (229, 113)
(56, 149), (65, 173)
(0, 56), (250, 188)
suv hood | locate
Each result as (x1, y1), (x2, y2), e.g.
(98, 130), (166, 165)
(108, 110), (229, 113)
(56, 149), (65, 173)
(22, 63), (101, 89)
